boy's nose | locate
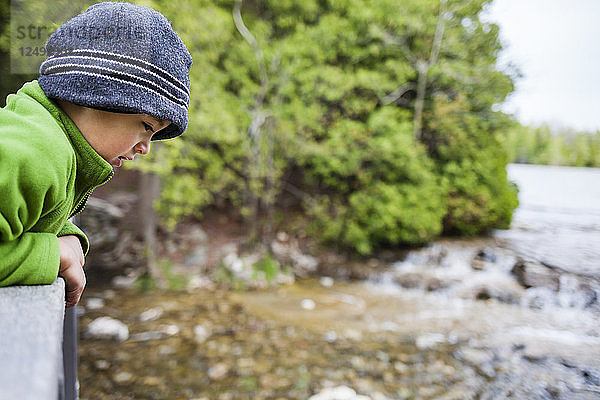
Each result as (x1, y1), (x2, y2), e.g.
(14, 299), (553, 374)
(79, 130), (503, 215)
(136, 139), (151, 155)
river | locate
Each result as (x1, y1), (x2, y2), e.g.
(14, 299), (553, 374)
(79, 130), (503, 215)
(79, 164), (600, 400)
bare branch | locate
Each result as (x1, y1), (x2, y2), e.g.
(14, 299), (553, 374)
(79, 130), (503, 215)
(233, 0), (268, 107)
(429, 0), (448, 66)
(382, 82), (416, 105)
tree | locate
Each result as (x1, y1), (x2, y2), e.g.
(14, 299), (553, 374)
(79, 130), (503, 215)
(133, 0), (519, 254)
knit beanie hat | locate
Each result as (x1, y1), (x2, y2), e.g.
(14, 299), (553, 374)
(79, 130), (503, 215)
(38, 1), (192, 140)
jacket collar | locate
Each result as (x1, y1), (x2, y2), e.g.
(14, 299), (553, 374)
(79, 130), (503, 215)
(18, 80), (114, 188)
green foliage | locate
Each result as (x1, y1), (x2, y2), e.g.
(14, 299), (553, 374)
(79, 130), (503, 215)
(135, 273), (158, 292)
(252, 254), (280, 285)
(130, 0), (519, 253)
(134, 259), (190, 291)
(212, 254), (285, 288)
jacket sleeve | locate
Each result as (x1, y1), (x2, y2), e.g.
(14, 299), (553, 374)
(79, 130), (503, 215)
(0, 142), (64, 286)
(57, 220), (90, 256)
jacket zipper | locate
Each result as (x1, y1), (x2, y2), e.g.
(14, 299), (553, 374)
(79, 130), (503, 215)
(70, 172), (114, 218)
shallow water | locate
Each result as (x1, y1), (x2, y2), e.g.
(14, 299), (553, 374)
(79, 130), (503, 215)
(79, 164), (600, 399)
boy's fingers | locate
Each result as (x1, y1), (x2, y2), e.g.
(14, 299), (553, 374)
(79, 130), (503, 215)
(61, 263), (86, 308)
(65, 278), (85, 307)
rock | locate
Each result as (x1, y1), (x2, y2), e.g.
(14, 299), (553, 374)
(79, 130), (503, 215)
(394, 361), (409, 374)
(522, 287), (557, 309)
(425, 277), (446, 291)
(112, 275), (137, 289)
(342, 328), (363, 341)
(194, 324), (212, 343)
(189, 226), (208, 242)
(129, 331), (165, 342)
(308, 385), (371, 400)
(185, 245), (208, 266)
(324, 331), (337, 343)
(474, 248), (497, 263)
(416, 333), (445, 350)
(158, 345), (176, 356)
(85, 297), (105, 310)
(223, 252), (247, 278)
(271, 238), (318, 277)
(557, 287), (597, 309)
(511, 259), (559, 290)
(276, 231), (289, 242)
(394, 272), (425, 289)
(557, 275), (598, 309)
(94, 360), (110, 370)
(320, 276), (335, 288)
(456, 274), (524, 304)
(456, 347), (497, 378)
(141, 376), (163, 386)
(470, 258), (485, 270)
(113, 371), (133, 383)
(79, 196), (143, 270)
(188, 275), (216, 290)
(301, 299), (316, 310)
(208, 362), (229, 380)
(160, 324), (180, 336)
(139, 307), (163, 322)
(85, 317), (129, 342)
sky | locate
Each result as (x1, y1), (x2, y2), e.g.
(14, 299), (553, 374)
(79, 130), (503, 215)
(483, 0), (600, 132)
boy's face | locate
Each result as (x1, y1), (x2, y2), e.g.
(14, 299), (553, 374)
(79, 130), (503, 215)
(60, 103), (170, 168)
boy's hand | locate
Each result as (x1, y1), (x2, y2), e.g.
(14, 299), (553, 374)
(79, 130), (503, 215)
(58, 235), (86, 308)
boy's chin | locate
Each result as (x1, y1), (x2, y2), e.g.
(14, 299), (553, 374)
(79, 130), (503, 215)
(110, 158), (122, 168)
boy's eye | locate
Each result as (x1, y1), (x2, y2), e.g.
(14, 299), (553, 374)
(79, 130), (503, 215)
(143, 122), (154, 133)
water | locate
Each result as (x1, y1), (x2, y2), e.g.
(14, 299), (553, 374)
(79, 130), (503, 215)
(236, 163), (600, 398)
(497, 163), (600, 276)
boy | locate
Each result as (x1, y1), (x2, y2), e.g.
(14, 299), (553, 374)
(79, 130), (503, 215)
(0, 2), (192, 307)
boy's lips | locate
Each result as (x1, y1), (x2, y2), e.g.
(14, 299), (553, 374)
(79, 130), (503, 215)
(113, 156), (133, 168)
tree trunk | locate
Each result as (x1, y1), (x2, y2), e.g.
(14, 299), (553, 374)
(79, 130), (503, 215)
(139, 171), (167, 288)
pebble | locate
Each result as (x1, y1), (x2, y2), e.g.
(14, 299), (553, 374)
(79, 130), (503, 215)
(85, 317), (129, 342)
(142, 376), (163, 386)
(320, 277), (335, 287)
(112, 275), (137, 288)
(158, 345), (176, 356)
(208, 362), (230, 380)
(113, 371), (133, 383)
(94, 360), (110, 370)
(416, 333), (445, 350)
(394, 361), (409, 374)
(161, 324), (180, 336)
(139, 307), (164, 322)
(301, 299), (316, 310)
(308, 385), (371, 400)
(194, 324), (212, 343)
(324, 331), (337, 343)
(85, 297), (105, 310)
(129, 331), (164, 342)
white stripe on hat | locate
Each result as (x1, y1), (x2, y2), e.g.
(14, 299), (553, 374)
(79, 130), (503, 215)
(41, 55), (190, 101)
(46, 48), (190, 96)
(43, 63), (188, 107)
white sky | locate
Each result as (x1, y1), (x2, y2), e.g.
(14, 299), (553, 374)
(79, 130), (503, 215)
(483, 0), (600, 132)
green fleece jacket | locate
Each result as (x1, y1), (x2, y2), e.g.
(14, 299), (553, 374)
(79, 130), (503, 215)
(0, 80), (114, 286)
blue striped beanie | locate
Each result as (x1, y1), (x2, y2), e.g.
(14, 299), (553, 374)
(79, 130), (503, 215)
(38, 1), (192, 140)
